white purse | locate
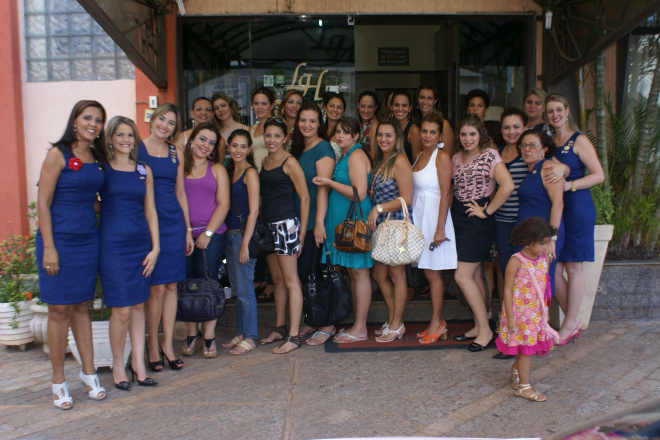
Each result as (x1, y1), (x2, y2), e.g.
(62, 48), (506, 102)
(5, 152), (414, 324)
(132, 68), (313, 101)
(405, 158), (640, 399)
(371, 197), (424, 266)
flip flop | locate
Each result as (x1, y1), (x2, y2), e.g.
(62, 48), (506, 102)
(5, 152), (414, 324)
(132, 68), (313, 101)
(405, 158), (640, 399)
(229, 340), (256, 355)
(222, 336), (243, 349)
(305, 328), (336, 346)
(333, 329), (367, 344)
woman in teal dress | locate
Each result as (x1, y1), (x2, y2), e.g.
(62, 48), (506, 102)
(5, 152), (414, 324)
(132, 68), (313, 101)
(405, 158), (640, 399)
(313, 117), (373, 343)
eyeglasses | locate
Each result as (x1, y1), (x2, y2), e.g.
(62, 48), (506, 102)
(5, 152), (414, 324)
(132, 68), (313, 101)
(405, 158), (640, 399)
(265, 116), (285, 124)
(520, 142), (543, 150)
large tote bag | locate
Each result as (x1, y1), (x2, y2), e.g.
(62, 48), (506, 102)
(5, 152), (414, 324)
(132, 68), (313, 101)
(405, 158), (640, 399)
(371, 197), (424, 266)
(302, 245), (353, 327)
(176, 251), (226, 322)
(333, 187), (371, 253)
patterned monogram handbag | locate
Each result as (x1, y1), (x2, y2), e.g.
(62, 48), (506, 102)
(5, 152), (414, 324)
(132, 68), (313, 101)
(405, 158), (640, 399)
(333, 187), (371, 253)
(371, 197), (424, 266)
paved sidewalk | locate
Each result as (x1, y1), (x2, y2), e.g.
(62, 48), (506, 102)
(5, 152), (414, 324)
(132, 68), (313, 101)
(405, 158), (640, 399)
(1, 319), (659, 440)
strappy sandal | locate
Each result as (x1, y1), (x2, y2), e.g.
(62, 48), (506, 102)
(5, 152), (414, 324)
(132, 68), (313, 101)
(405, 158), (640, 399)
(333, 329), (368, 343)
(515, 384), (547, 402)
(510, 366), (520, 389)
(374, 322), (389, 336)
(202, 338), (218, 358)
(260, 325), (287, 345)
(229, 339), (256, 355)
(79, 370), (106, 400)
(182, 332), (202, 356)
(222, 336), (243, 349)
(305, 328), (336, 346)
(273, 335), (301, 354)
(52, 381), (73, 410)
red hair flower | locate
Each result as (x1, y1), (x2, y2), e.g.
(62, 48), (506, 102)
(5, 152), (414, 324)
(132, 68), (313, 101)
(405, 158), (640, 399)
(68, 157), (82, 171)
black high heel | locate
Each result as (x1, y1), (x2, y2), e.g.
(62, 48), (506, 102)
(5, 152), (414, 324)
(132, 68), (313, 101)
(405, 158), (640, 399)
(160, 345), (184, 370)
(127, 358), (158, 387)
(146, 344), (164, 372)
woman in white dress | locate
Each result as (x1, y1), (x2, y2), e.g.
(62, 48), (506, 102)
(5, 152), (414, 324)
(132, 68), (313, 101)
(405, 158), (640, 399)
(411, 111), (457, 344)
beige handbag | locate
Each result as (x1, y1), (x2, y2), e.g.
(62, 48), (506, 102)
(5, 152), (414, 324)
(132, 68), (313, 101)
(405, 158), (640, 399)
(371, 197), (424, 266)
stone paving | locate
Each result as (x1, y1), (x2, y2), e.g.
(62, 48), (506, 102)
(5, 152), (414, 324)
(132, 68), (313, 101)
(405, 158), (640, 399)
(1, 318), (659, 440)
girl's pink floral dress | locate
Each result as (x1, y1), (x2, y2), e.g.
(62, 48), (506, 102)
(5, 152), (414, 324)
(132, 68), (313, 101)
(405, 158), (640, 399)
(496, 252), (554, 356)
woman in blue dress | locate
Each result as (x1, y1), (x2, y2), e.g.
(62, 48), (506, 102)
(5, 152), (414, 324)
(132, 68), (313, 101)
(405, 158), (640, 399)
(138, 103), (194, 371)
(36, 100), (107, 409)
(313, 117), (373, 343)
(544, 93), (605, 345)
(367, 118), (414, 343)
(100, 116), (159, 390)
(516, 129), (565, 293)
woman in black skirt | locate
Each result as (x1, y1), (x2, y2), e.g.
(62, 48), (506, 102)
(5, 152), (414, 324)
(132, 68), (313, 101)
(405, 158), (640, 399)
(451, 115), (513, 352)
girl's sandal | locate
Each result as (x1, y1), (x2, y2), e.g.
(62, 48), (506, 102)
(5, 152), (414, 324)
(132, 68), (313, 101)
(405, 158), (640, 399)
(79, 371), (106, 400)
(514, 384), (547, 402)
(52, 381), (73, 410)
(510, 366), (520, 389)
(229, 340), (256, 355)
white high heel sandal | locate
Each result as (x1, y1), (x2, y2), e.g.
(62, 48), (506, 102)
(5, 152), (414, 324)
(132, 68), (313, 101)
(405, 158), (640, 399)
(52, 381), (73, 410)
(79, 370), (106, 400)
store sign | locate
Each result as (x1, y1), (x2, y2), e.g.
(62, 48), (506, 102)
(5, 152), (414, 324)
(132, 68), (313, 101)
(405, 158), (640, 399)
(378, 47), (409, 66)
(285, 63), (329, 101)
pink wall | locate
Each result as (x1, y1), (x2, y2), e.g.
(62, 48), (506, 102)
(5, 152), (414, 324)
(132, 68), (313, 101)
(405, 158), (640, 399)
(22, 81), (137, 205)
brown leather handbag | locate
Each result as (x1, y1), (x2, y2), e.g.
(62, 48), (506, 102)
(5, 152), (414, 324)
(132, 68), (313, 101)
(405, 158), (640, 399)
(333, 187), (371, 253)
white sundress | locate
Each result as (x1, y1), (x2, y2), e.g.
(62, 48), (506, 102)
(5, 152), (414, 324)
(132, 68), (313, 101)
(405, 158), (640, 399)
(412, 146), (458, 270)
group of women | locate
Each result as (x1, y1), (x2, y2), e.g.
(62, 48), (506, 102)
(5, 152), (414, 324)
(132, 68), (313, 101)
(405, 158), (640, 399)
(36, 82), (603, 409)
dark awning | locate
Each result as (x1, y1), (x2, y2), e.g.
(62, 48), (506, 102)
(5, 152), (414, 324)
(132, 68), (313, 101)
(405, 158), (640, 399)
(534, 0), (660, 84)
(76, 0), (168, 88)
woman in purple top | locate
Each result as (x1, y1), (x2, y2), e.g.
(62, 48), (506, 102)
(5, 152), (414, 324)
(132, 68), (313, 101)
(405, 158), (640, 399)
(181, 122), (230, 358)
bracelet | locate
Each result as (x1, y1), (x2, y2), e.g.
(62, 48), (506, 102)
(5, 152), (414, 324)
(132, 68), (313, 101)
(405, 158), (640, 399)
(571, 181), (578, 192)
(483, 208), (492, 218)
(186, 227), (193, 232)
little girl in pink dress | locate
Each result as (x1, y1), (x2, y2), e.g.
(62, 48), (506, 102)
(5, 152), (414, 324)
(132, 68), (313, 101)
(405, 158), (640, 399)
(496, 217), (559, 402)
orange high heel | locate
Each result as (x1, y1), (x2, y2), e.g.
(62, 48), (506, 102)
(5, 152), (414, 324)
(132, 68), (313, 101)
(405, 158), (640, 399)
(417, 320), (446, 338)
(418, 321), (448, 344)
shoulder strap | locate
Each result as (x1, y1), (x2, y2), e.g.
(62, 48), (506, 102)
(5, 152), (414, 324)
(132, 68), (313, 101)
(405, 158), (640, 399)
(281, 155), (292, 166)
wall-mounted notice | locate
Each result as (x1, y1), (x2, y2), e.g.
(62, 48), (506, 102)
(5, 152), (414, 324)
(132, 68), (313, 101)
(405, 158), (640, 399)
(378, 47), (409, 66)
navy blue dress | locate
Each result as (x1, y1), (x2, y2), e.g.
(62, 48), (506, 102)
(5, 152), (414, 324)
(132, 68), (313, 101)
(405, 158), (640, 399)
(99, 163), (152, 307)
(36, 148), (104, 305)
(554, 132), (595, 262)
(517, 159), (565, 292)
(137, 141), (186, 285)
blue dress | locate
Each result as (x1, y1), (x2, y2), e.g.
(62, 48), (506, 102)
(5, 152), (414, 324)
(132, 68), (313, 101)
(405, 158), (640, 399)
(137, 141), (186, 285)
(99, 163), (152, 307)
(554, 132), (595, 262)
(517, 159), (565, 292)
(36, 148), (104, 305)
(324, 146), (373, 269)
(371, 173), (412, 226)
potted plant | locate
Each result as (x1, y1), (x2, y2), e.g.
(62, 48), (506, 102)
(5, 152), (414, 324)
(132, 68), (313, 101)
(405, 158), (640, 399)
(0, 227), (39, 350)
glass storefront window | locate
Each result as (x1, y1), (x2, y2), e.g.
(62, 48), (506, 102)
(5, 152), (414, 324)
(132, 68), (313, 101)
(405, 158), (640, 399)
(180, 15), (532, 130)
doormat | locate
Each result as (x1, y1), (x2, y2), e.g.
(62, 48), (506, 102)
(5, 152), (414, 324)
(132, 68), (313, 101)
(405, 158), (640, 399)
(323, 320), (497, 353)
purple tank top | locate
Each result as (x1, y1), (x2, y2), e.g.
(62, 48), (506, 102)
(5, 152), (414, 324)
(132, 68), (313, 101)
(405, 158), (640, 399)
(184, 161), (227, 238)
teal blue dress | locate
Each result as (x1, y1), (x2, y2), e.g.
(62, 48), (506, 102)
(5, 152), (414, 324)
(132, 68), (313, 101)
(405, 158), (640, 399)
(295, 139), (335, 231)
(324, 144), (373, 269)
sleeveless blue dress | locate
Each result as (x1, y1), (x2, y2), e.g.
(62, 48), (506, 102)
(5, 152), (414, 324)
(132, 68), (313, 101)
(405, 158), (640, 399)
(137, 141), (186, 285)
(36, 148), (104, 305)
(554, 132), (595, 262)
(99, 163), (152, 307)
(517, 159), (565, 292)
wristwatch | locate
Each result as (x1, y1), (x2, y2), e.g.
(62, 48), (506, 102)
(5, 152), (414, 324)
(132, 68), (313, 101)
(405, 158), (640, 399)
(204, 230), (213, 237)
(376, 204), (383, 214)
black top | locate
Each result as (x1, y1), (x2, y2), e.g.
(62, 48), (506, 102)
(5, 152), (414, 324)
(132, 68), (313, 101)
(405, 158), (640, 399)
(260, 156), (297, 223)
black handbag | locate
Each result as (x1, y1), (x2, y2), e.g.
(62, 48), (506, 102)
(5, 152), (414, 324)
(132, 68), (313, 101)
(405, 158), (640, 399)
(231, 197), (274, 259)
(302, 244), (353, 328)
(176, 251), (226, 322)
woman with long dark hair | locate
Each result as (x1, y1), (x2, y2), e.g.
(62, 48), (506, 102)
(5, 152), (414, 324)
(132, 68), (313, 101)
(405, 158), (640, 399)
(390, 90), (421, 164)
(324, 92), (346, 143)
(221, 129), (260, 355)
(181, 122), (230, 359)
(36, 100), (108, 409)
(413, 82), (455, 157)
(356, 90), (379, 155)
(249, 88), (277, 171)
